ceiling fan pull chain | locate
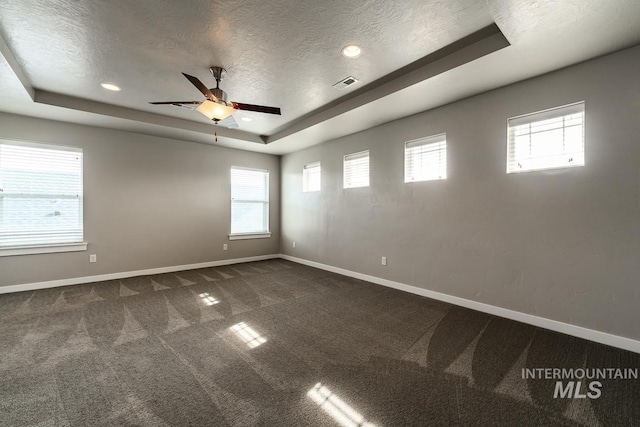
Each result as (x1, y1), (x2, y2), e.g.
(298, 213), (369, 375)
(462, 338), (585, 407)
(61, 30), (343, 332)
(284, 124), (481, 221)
(215, 129), (218, 142)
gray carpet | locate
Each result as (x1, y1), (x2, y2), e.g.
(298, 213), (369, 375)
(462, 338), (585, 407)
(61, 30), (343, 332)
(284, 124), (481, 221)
(0, 259), (638, 426)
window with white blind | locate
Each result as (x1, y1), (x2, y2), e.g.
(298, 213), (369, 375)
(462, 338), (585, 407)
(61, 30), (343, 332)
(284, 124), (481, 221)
(507, 102), (585, 173)
(303, 162), (321, 192)
(404, 133), (447, 182)
(343, 151), (369, 189)
(0, 140), (85, 256)
(230, 167), (270, 239)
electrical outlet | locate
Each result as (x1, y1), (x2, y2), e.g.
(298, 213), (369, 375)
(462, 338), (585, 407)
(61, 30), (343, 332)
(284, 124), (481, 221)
(89, 254), (97, 263)
(381, 256), (387, 266)
(293, 241), (296, 248)
(223, 244), (228, 251)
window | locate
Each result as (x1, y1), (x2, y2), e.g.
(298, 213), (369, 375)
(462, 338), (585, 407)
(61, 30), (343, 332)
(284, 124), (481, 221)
(404, 133), (447, 182)
(303, 162), (321, 192)
(230, 167), (270, 239)
(0, 140), (85, 255)
(507, 102), (585, 173)
(343, 151), (369, 189)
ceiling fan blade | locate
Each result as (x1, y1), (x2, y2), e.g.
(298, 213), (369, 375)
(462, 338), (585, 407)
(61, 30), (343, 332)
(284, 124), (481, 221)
(218, 115), (239, 129)
(182, 73), (218, 102)
(149, 101), (202, 105)
(231, 102), (281, 115)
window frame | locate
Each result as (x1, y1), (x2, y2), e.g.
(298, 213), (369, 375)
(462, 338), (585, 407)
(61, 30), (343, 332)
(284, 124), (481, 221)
(506, 102), (585, 174)
(0, 139), (86, 257)
(343, 150), (370, 189)
(404, 133), (447, 183)
(303, 161), (321, 193)
(229, 166), (271, 240)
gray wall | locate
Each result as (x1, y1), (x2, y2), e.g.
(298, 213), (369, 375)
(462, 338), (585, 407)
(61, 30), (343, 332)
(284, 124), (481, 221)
(281, 44), (640, 341)
(0, 114), (280, 287)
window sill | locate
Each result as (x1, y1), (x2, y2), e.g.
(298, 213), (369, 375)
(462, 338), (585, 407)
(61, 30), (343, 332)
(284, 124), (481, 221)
(0, 242), (88, 257)
(228, 233), (271, 241)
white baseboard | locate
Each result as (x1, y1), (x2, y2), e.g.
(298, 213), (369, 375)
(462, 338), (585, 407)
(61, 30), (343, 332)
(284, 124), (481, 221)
(280, 254), (640, 354)
(0, 254), (280, 295)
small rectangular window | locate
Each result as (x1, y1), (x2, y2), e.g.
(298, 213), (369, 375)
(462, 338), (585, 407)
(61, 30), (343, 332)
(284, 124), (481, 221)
(230, 167), (269, 237)
(0, 141), (84, 250)
(303, 162), (321, 192)
(507, 102), (585, 173)
(343, 151), (369, 189)
(404, 133), (447, 182)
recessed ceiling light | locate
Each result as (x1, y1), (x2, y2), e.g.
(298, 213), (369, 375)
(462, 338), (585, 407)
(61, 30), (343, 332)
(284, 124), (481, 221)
(100, 83), (121, 92)
(342, 44), (362, 58)
(240, 117), (253, 122)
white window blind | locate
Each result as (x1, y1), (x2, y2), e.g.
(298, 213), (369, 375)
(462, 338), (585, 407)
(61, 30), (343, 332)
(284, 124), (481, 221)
(343, 151), (369, 189)
(0, 141), (83, 248)
(230, 167), (269, 235)
(303, 162), (321, 192)
(507, 102), (585, 173)
(404, 133), (447, 182)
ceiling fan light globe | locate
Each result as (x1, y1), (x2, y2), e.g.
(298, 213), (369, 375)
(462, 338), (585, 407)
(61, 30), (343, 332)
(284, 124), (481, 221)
(196, 100), (236, 121)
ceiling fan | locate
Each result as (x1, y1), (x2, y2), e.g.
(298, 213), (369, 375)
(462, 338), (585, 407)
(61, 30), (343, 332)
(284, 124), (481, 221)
(149, 67), (281, 130)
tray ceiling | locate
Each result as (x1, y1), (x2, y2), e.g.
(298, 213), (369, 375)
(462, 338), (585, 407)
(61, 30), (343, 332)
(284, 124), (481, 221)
(1, 0), (639, 154)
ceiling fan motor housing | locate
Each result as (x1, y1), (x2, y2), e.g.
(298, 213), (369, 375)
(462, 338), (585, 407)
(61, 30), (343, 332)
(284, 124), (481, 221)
(211, 87), (228, 103)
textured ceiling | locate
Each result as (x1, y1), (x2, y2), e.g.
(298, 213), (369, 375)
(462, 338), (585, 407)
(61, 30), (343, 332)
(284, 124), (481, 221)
(0, 0), (639, 154)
